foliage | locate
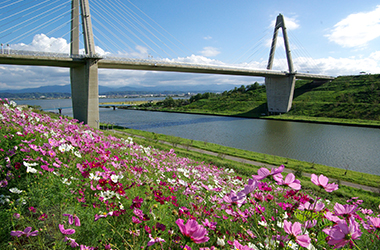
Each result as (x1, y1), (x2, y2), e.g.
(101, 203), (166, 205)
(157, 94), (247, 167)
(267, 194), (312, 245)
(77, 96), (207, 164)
(1, 99), (380, 249)
(138, 75), (380, 126)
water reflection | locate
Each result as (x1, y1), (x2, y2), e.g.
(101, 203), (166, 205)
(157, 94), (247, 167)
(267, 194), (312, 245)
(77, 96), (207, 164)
(15, 99), (380, 175)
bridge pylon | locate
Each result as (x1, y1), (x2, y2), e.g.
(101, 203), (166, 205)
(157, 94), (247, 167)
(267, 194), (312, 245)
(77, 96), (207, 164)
(70, 0), (100, 128)
(265, 14), (296, 113)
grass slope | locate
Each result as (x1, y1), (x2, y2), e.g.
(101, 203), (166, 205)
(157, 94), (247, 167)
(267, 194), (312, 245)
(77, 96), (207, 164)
(139, 74), (380, 127)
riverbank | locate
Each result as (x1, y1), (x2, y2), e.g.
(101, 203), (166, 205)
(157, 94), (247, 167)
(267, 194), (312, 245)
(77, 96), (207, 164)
(108, 126), (380, 189)
(130, 74), (380, 128)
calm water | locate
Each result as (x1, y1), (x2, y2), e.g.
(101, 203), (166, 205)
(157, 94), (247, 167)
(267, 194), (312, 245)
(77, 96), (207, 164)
(16, 98), (380, 175)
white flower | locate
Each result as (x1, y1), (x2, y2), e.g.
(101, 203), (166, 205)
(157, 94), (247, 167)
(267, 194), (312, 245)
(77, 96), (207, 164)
(89, 173), (100, 181)
(110, 175), (119, 183)
(62, 178), (71, 185)
(73, 150), (82, 158)
(58, 144), (74, 153)
(16, 197), (27, 205)
(26, 165), (38, 173)
(216, 237), (225, 246)
(9, 100), (17, 107)
(258, 221), (268, 227)
(99, 190), (120, 201)
(23, 161), (38, 167)
(119, 203), (124, 210)
(0, 194), (11, 204)
(9, 187), (23, 194)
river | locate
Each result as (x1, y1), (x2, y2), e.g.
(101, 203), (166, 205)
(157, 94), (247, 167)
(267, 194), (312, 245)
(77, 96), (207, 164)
(14, 98), (380, 176)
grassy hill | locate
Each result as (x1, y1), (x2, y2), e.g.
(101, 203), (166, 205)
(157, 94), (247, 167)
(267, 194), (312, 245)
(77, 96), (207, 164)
(141, 74), (380, 125)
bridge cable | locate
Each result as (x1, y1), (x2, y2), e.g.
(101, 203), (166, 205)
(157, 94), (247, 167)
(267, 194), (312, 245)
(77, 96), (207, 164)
(231, 28), (272, 66)
(4, 3), (72, 45)
(91, 0), (170, 58)
(106, 0), (185, 58)
(122, 0), (193, 56)
(288, 30), (324, 74)
(0, 0), (69, 41)
(0, 0), (62, 36)
(0, 0), (25, 10)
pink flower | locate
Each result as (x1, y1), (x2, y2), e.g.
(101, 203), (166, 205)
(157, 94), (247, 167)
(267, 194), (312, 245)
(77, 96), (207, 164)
(242, 178), (258, 195)
(298, 201), (325, 212)
(323, 217), (362, 248)
(63, 213), (81, 226)
(310, 174), (338, 192)
(59, 224), (76, 235)
(147, 234), (165, 246)
(364, 217), (380, 231)
(38, 213), (48, 221)
(273, 173), (301, 190)
(64, 237), (79, 247)
(223, 190), (246, 207)
(233, 240), (256, 250)
(132, 216), (142, 224)
(252, 165), (284, 181)
(175, 218), (209, 244)
(333, 203), (360, 218)
(10, 227), (38, 237)
(28, 206), (36, 213)
(283, 220), (311, 248)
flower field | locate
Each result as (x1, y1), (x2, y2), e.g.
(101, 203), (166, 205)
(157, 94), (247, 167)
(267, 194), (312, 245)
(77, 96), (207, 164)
(1, 98), (380, 249)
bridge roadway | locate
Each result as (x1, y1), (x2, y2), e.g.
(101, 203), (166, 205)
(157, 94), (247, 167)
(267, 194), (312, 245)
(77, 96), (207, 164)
(0, 52), (334, 80)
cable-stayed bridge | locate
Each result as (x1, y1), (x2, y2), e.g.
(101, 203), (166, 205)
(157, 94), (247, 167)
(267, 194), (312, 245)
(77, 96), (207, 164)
(0, 0), (334, 128)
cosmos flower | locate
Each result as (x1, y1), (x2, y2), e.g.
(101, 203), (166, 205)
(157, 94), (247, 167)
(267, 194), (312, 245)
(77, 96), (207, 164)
(10, 227), (38, 237)
(310, 174), (338, 192)
(323, 217), (362, 248)
(252, 165), (285, 181)
(283, 220), (311, 248)
(59, 224), (75, 235)
(147, 234), (165, 246)
(176, 218), (209, 244)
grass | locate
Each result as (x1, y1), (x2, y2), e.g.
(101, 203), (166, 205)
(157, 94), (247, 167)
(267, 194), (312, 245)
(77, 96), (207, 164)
(2, 101), (380, 250)
(135, 74), (380, 128)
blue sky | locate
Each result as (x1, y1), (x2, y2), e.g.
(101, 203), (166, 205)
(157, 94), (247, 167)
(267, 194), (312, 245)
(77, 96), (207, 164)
(1, 0), (380, 90)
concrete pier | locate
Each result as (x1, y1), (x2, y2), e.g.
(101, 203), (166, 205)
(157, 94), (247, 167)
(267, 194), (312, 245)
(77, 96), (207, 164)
(265, 75), (296, 113)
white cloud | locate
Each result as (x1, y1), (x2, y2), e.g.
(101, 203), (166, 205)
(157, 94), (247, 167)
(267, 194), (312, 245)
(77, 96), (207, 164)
(203, 36), (212, 40)
(11, 34), (70, 53)
(270, 15), (300, 31)
(326, 5), (380, 48)
(199, 47), (220, 57)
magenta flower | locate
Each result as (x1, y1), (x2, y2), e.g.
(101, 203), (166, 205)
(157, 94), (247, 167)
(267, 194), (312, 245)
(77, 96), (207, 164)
(64, 237), (79, 247)
(63, 213), (81, 226)
(283, 220), (311, 248)
(298, 201), (325, 212)
(333, 203), (360, 218)
(223, 190), (246, 207)
(242, 178), (258, 195)
(132, 216), (142, 224)
(175, 218), (209, 244)
(323, 217), (362, 248)
(310, 174), (338, 192)
(59, 224), (76, 235)
(252, 165), (284, 181)
(10, 227), (38, 237)
(273, 173), (301, 190)
(147, 234), (166, 246)
(38, 213), (48, 221)
(364, 217), (380, 231)
(233, 240), (256, 250)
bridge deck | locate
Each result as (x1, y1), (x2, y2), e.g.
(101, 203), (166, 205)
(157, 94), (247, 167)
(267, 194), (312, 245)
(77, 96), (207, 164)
(0, 53), (334, 80)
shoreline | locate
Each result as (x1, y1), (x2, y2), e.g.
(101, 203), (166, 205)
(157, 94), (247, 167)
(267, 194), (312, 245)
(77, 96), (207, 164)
(123, 106), (380, 129)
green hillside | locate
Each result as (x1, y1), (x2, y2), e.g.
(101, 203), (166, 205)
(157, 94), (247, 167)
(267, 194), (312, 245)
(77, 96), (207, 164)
(140, 74), (380, 126)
